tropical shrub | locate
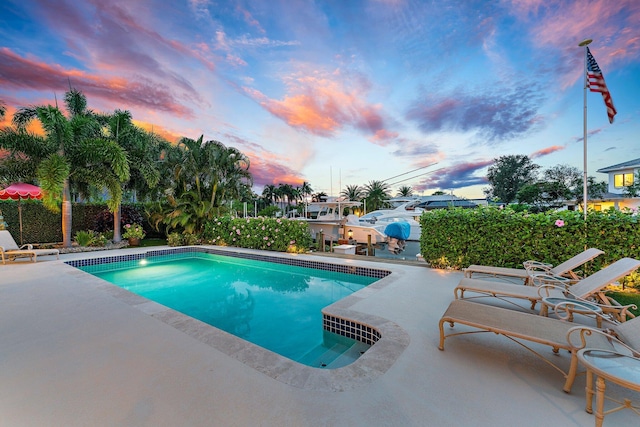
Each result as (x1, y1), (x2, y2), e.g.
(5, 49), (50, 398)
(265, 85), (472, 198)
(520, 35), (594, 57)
(74, 230), (96, 247)
(203, 216), (312, 253)
(73, 230), (107, 247)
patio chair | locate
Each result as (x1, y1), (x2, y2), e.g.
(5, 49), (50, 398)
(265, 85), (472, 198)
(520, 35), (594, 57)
(463, 248), (604, 285)
(454, 257), (640, 313)
(438, 299), (640, 393)
(0, 230), (59, 264)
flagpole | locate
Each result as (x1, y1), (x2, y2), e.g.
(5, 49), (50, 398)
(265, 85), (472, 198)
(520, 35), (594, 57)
(579, 38), (592, 221)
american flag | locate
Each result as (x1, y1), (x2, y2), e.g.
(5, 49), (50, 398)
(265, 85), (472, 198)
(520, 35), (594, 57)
(586, 47), (617, 123)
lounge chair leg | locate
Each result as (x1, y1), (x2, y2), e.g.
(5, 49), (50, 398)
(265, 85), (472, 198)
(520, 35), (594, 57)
(563, 351), (579, 393)
(438, 319), (447, 350)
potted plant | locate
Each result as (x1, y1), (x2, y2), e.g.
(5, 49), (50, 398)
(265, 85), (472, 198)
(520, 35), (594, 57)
(123, 223), (146, 246)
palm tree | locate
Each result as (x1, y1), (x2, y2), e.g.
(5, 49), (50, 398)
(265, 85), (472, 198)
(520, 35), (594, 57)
(312, 192), (327, 202)
(163, 135), (252, 233)
(300, 181), (313, 202)
(0, 100), (6, 120)
(104, 110), (161, 241)
(341, 184), (364, 201)
(363, 180), (391, 212)
(397, 185), (413, 197)
(8, 89), (129, 247)
(262, 184), (276, 206)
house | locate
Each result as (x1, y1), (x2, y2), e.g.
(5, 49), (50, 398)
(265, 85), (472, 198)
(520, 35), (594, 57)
(591, 157), (640, 211)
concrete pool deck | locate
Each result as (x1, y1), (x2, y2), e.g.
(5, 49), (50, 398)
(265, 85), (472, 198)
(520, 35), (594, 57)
(1, 246), (639, 426)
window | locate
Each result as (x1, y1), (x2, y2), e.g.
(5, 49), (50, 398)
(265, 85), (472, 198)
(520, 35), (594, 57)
(614, 173), (634, 188)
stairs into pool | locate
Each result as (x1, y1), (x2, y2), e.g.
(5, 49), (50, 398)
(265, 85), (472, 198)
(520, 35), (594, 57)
(298, 331), (371, 368)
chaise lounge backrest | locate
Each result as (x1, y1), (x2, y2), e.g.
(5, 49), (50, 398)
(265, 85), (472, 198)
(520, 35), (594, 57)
(0, 230), (21, 251)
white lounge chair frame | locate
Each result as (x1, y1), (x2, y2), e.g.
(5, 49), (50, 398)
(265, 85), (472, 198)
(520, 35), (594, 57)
(0, 230), (59, 264)
(463, 248), (604, 285)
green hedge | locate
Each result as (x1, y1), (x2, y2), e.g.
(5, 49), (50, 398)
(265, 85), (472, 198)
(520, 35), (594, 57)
(419, 207), (640, 276)
(0, 200), (150, 244)
(203, 216), (313, 253)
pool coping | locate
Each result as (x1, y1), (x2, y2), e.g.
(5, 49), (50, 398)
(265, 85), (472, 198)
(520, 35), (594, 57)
(65, 245), (410, 391)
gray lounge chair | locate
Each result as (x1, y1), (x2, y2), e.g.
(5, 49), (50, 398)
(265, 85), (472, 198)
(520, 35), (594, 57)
(463, 248), (604, 285)
(0, 230), (59, 264)
(455, 257), (640, 313)
(438, 299), (640, 393)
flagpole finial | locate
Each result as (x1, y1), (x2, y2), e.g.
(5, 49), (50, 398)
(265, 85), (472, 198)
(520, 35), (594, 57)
(579, 39), (593, 47)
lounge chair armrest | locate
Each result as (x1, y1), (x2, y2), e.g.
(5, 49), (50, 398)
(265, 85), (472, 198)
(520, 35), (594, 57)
(530, 273), (572, 288)
(536, 283), (569, 297)
(566, 326), (640, 357)
(550, 300), (610, 322)
(18, 244), (34, 250)
(523, 261), (553, 274)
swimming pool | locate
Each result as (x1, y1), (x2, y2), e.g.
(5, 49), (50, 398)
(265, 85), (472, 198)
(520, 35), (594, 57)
(71, 248), (388, 367)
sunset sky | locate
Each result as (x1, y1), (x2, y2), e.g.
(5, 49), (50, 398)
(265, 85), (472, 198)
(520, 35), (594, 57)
(1, 0), (639, 199)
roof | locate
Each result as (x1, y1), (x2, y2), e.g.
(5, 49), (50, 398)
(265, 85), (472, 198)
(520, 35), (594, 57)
(596, 157), (640, 173)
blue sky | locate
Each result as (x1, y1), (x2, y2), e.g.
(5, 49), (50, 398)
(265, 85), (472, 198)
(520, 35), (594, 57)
(1, 0), (639, 199)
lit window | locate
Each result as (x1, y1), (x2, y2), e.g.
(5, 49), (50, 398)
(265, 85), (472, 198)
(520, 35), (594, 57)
(614, 173), (634, 188)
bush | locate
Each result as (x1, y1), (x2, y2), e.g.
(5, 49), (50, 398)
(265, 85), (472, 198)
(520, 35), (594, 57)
(74, 230), (96, 247)
(419, 207), (640, 278)
(203, 216), (312, 253)
(73, 230), (107, 247)
(167, 232), (201, 246)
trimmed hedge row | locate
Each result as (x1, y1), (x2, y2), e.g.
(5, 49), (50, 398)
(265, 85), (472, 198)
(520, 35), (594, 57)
(419, 208), (639, 277)
(0, 200), (150, 244)
(202, 216), (313, 253)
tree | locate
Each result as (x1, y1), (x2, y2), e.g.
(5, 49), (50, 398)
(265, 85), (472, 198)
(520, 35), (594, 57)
(397, 185), (413, 197)
(363, 180), (391, 212)
(341, 184), (364, 201)
(0, 100), (6, 120)
(431, 190), (446, 196)
(262, 184), (276, 206)
(300, 181), (313, 202)
(312, 192), (327, 202)
(485, 155), (540, 203)
(5, 89), (129, 247)
(104, 110), (161, 241)
(623, 170), (640, 198)
(162, 135), (252, 233)
(570, 176), (608, 206)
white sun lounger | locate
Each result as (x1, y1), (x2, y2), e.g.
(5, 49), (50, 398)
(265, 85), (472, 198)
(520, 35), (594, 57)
(0, 230), (59, 264)
(463, 248), (604, 285)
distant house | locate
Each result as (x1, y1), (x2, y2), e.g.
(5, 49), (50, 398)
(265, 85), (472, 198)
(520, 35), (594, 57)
(589, 158), (640, 211)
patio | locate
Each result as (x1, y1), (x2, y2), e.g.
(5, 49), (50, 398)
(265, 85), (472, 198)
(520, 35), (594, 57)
(1, 247), (638, 426)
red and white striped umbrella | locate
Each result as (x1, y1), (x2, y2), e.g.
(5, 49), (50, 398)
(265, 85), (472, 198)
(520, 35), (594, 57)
(0, 183), (43, 244)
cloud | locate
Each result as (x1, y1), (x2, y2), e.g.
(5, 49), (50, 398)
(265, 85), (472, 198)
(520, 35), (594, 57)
(0, 48), (194, 117)
(505, 0), (640, 87)
(413, 160), (492, 192)
(530, 145), (565, 158)
(574, 128), (603, 143)
(406, 83), (545, 143)
(242, 69), (392, 142)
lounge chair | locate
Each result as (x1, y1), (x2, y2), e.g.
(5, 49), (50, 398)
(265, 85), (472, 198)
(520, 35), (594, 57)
(455, 257), (640, 312)
(0, 230), (59, 264)
(463, 248), (604, 285)
(438, 299), (640, 393)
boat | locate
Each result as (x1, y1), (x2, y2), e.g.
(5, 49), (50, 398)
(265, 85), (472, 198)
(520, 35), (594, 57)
(296, 198), (388, 245)
(359, 199), (424, 241)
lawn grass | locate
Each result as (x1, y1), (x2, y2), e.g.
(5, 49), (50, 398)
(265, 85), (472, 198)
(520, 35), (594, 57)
(606, 290), (640, 317)
(139, 238), (166, 247)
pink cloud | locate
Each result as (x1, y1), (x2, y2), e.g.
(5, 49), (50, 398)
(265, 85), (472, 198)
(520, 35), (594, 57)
(530, 145), (565, 158)
(0, 48), (193, 118)
(242, 72), (391, 142)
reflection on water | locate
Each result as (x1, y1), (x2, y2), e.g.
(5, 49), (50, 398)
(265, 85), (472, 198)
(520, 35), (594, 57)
(82, 254), (376, 362)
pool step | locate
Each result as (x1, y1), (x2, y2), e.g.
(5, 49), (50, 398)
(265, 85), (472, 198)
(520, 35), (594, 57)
(298, 332), (371, 368)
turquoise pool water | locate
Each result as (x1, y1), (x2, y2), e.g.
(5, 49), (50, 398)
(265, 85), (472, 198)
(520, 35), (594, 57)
(79, 253), (378, 366)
